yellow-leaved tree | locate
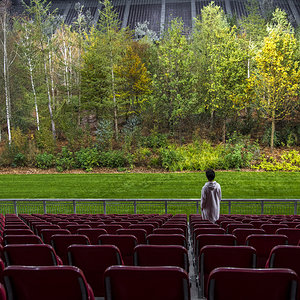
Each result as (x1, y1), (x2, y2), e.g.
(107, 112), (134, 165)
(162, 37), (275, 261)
(248, 9), (300, 150)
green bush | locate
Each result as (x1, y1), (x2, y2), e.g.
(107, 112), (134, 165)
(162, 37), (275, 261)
(159, 146), (184, 171)
(141, 131), (168, 149)
(252, 150), (300, 171)
(36, 153), (55, 169)
(55, 147), (76, 172)
(12, 153), (26, 167)
(75, 148), (99, 172)
(99, 150), (132, 168)
(132, 147), (153, 166)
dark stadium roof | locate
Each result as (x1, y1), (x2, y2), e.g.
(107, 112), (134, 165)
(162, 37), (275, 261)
(11, 0), (300, 33)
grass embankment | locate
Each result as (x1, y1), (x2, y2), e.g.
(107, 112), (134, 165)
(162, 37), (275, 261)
(0, 171), (299, 199)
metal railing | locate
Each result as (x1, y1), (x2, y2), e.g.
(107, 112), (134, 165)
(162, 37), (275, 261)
(0, 199), (300, 215)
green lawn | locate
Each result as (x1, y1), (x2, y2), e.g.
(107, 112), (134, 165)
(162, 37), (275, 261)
(0, 171), (299, 199)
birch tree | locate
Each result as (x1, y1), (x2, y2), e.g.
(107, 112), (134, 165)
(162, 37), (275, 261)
(24, 0), (58, 140)
(0, 0), (15, 145)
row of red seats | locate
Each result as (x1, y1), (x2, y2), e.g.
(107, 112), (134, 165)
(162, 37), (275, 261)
(189, 214), (300, 299)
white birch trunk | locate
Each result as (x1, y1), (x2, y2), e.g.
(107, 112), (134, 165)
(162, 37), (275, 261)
(28, 59), (40, 131)
(62, 32), (70, 103)
(1, 9), (12, 145)
(42, 42), (56, 140)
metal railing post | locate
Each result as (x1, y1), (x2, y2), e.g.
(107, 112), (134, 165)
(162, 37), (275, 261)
(103, 201), (106, 214)
(134, 200), (137, 214)
(261, 200), (264, 215)
(13, 200), (17, 215)
(43, 200), (47, 214)
(294, 201), (298, 215)
(165, 201), (168, 214)
(228, 200), (231, 215)
(196, 200), (199, 214)
(73, 200), (76, 214)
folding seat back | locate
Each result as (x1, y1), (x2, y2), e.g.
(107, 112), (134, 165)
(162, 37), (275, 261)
(280, 221), (300, 228)
(153, 228), (184, 235)
(98, 234), (137, 265)
(34, 224), (60, 236)
(104, 266), (190, 300)
(141, 221), (160, 228)
(259, 223), (287, 234)
(40, 229), (71, 244)
(220, 221), (241, 229)
(246, 234), (288, 268)
(0, 284), (5, 300)
(116, 229), (147, 244)
(232, 228), (265, 245)
(226, 223), (254, 234)
(161, 224), (187, 236)
(134, 245), (188, 271)
(276, 228), (300, 245)
(193, 228), (225, 246)
(195, 234), (237, 259)
(3, 229), (33, 236)
(3, 235), (43, 246)
(193, 224), (219, 230)
(51, 234), (90, 264)
(111, 222), (131, 228)
(129, 224), (154, 235)
(57, 222), (78, 229)
(4, 244), (61, 266)
(207, 267), (298, 300)
(266, 245), (300, 274)
(146, 234), (187, 248)
(66, 224), (91, 234)
(97, 225), (123, 234)
(250, 221), (271, 229)
(77, 228), (107, 245)
(68, 245), (123, 297)
(3, 265), (95, 300)
(0, 259), (4, 284)
(85, 221), (105, 228)
(199, 245), (256, 298)
(4, 225), (29, 230)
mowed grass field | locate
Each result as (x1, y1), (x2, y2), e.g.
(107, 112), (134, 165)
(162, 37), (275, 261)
(0, 171), (299, 199)
(0, 172), (299, 215)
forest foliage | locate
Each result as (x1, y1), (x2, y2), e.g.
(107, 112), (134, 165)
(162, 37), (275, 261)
(0, 0), (299, 172)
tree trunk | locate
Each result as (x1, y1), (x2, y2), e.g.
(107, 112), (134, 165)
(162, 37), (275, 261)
(1, 9), (12, 145)
(110, 54), (118, 140)
(29, 60), (40, 131)
(42, 44), (56, 140)
(270, 109), (275, 151)
(222, 119), (226, 144)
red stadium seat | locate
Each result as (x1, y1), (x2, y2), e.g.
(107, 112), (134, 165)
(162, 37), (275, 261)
(146, 234), (187, 248)
(3, 265), (95, 300)
(104, 266), (190, 300)
(232, 228), (265, 245)
(97, 225), (123, 234)
(207, 267), (298, 300)
(98, 234), (137, 265)
(40, 229), (71, 244)
(51, 234), (90, 264)
(260, 223), (288, 234)
(199, 245), (256, 298)
(68, 245), (123, 297)
(276, 228), (300, 245)
(77, 228), (107, 245)
(3, 234), (43, 245)
(3, 244), (62, 266)
(116, 228), (147, 244)
(134, 244), (189, 271)
(246, 234), (288, 268)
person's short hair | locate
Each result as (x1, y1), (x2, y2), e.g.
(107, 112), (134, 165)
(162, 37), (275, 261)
(206, 169), (215, 181)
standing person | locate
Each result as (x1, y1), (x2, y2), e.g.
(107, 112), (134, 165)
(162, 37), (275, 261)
(201, 169), (222, 223)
